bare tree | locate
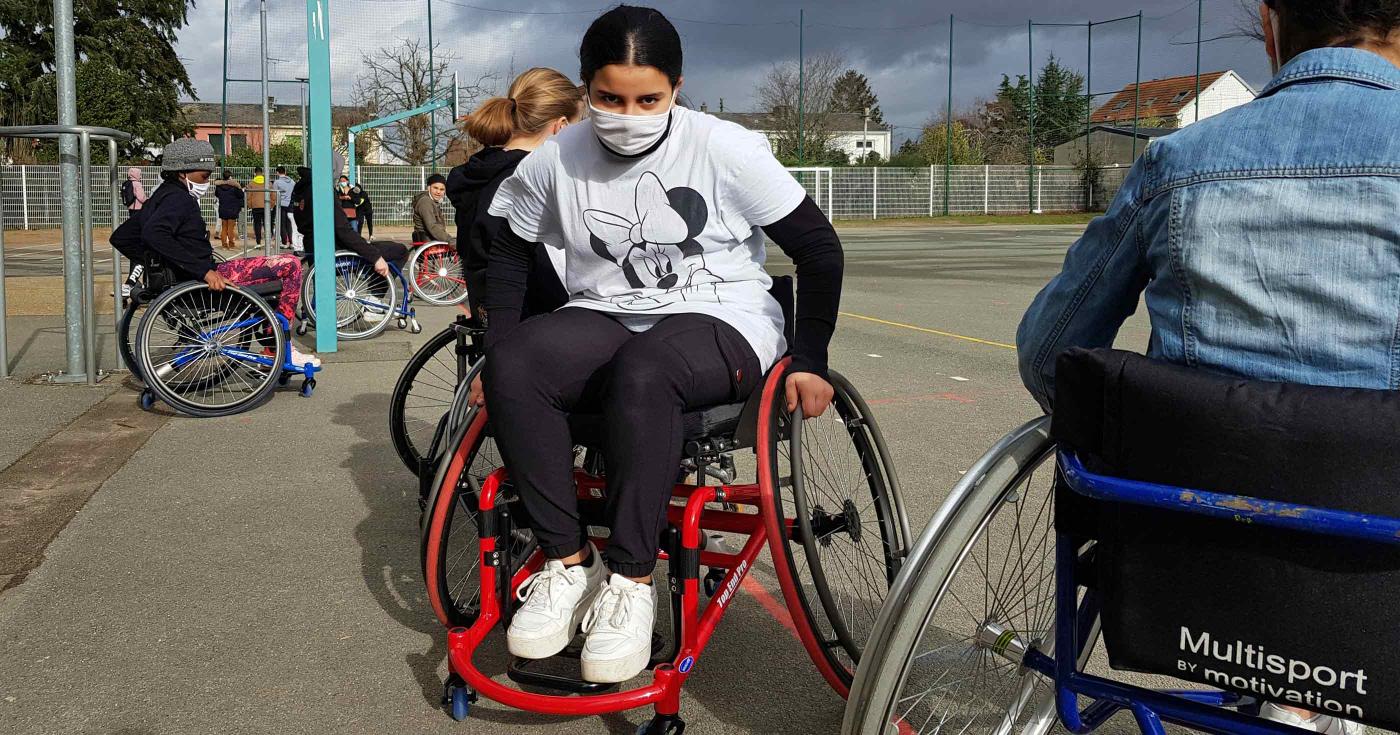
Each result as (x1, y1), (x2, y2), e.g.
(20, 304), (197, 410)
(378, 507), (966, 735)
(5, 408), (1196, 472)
(755, 51), (847, 162)
(351, 39), (494, 165)
(1233, 0), (1266, 42)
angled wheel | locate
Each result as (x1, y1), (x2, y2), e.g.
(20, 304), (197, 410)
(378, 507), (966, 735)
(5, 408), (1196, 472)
(390, 322), (481, 475)
(135, 282), (285, 418)
(842, 417), (1097, 735)
(758, 361), (910, 694)
(421, 405), (534, 628)
(408, 242), (468, 306)
(300, 250), (398, 340)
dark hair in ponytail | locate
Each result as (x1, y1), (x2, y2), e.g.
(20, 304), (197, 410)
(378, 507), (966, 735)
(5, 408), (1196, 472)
(579, 5), (683, 87)
(462, 67), (583, 147)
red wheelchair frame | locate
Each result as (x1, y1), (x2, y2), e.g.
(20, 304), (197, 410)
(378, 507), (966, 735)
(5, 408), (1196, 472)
(424, 360), (858, 730)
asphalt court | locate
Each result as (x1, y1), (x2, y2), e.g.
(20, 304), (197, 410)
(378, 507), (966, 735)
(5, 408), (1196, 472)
(0, 222), (1168, 734)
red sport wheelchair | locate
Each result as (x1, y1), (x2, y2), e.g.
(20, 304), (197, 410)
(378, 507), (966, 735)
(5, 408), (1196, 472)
(418, 277), (909, 732)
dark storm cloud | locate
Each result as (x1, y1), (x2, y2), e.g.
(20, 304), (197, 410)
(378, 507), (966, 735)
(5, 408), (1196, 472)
(179, 0), (1271, 143)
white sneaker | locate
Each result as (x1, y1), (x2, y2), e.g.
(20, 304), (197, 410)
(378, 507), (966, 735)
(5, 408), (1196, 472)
(290, 348), (321, 368)
(1260, 703), (1364, 735)
(363, 308), (387, 323)
(580, 573), (656, 683)
(507, 544), (604, 660)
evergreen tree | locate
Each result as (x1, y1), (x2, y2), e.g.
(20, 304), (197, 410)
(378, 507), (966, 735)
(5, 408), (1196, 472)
(831, 69), (884, 126)
(0, 0), (196, 159)
(970, 55), (1088, 165)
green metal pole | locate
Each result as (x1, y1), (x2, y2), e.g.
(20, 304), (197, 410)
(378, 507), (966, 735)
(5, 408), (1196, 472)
(428, 0), (436, 171)
(797, 8), (805, 164)
(1086, 21), (1093, 205)
(943, 14), (953, 216)
(220, 0), (229, 163)
(1028, 20), (1036, 213)
(1133, 12), (1142, 160)
(307, 0), (337, 354)
(1195, 0), (1203, 123)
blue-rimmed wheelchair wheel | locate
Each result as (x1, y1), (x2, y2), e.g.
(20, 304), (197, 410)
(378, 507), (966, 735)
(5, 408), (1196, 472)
(135, 281), (285, 418)
(299, 250), (398, 341)
(841, 417), (1097, 735)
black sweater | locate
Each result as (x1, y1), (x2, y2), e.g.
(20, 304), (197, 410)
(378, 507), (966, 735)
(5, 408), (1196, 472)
(290, 168), (379, 263)
(485, 195), (843, 378)
(138, 183), (216, 279)
(446, 147), (567, 317)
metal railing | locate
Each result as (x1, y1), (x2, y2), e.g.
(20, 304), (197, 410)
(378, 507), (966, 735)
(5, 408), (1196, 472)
(0, 125), (131, 383)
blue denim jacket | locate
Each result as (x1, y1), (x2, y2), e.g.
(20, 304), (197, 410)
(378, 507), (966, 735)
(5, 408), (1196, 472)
(1018, 48), (1400, 411)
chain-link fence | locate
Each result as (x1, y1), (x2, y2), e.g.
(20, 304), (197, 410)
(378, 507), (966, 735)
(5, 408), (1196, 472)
(0, 163), (1131, 230)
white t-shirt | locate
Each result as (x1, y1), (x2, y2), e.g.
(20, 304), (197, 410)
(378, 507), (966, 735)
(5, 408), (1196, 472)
(488, 105), (807, 370)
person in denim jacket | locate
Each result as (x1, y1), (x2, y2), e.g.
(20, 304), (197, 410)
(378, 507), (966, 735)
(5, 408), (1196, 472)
(1018, 2), (1399, 732)
(1019, 1), (1400, 416)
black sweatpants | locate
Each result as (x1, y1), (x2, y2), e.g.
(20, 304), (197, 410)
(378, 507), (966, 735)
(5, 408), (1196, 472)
(484, 308), (761, 577)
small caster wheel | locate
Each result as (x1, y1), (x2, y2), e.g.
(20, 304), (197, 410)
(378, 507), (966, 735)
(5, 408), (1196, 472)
(449, 687), (471, 721)
(637, 714), (686, 735)
(278, 373), (290, 387)
(300, 379), (316, 398)
(295, 323), (308, 336)
(409, 319), (422, 335)
(703, 568), (727, 597)
(139, 389), (156, 410)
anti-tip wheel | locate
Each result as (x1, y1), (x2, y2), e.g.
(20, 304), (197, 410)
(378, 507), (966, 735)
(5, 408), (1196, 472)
(278, 373), (291, 387)
(295, 323), (308, 336)
(139, 389), (156, 410)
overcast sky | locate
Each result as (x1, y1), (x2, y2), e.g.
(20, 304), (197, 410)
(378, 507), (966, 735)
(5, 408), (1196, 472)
(178, 0), (1271, 143)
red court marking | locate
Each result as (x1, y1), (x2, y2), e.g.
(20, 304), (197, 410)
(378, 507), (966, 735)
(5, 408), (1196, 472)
(867, 392), (976, 406)
(740, 576), (800, 638)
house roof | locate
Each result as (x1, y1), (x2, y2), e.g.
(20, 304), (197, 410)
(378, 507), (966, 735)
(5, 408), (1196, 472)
(181, 101), (370, 128)
(1083, 124), (1179, 141)
(1091, 71), (1233, 124)
(707, 110), (886, 134)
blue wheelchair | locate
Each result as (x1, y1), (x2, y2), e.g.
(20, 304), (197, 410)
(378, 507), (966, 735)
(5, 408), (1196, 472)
(296, 249), (422, 341)
(122, 255), (321, 417)
(844, 348), (1400, 735)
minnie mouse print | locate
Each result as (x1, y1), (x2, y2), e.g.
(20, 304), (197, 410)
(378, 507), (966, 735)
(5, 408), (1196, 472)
(584, 171), (724, 310)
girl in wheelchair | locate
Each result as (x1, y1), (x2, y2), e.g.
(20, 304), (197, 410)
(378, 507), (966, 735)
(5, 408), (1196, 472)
(477, 5), (844, 684)
(290, 152), (408, 277)
(114, 138), (320, 368)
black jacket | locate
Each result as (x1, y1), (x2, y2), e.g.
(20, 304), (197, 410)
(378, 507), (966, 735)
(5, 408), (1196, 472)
(214, 180), (245, 220)
(290, 167), (379, 263)
(446, 147), (565, 317)
(138, 183), (215, 279)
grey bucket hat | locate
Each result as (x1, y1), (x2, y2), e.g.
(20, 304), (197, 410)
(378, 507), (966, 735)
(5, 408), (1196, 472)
(162, 138), (217, 173)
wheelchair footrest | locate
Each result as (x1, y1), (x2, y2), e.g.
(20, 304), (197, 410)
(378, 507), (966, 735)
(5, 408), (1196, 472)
(505, 633), (667, 694)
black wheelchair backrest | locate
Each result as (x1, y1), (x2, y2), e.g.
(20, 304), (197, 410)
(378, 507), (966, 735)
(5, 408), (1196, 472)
(1052, 348), (1400, 731)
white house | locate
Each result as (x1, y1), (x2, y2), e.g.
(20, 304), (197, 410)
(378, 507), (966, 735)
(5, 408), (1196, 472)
(705, 108), (892, 163)
(1091, 70), (1256, 129)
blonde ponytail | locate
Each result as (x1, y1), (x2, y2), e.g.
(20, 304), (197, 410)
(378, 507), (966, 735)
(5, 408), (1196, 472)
(462, 67), (583, 147)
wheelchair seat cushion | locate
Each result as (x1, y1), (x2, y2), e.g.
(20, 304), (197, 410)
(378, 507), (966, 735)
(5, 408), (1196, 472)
(243, 280), (284, 300)
(1052, 348), (1400, 730)
(568, 400), (749, 451)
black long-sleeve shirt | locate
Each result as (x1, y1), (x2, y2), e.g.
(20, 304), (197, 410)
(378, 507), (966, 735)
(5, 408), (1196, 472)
(485, 195), (842, 378)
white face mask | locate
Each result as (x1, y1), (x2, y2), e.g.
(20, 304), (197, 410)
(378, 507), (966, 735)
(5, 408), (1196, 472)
(588, 97), (674, 157)
(187, 179), (210, 199)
